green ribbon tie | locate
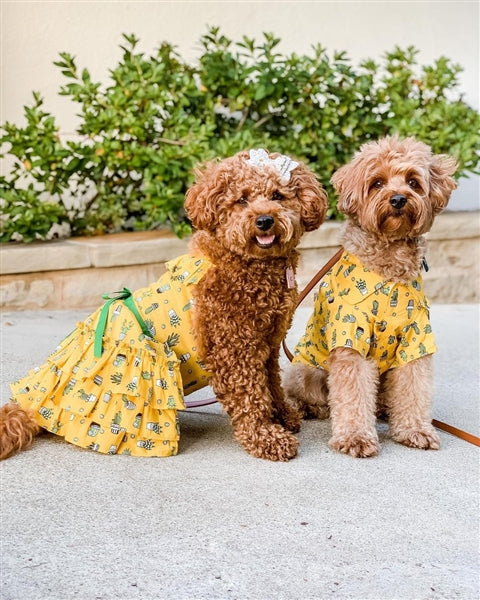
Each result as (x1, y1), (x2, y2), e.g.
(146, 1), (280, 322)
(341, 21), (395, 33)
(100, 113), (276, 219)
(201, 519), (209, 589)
(94, 287), (153, 357)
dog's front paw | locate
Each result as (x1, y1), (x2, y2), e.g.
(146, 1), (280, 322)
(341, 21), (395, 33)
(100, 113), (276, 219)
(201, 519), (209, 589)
(238, 423), (299, 461)
(329, 432), (379, 458)
(392, 425), (440, 450)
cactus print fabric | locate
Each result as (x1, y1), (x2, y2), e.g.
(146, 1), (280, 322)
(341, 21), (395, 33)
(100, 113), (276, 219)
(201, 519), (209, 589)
(292, 251), (436, 374)
(10, 255), (212, 457)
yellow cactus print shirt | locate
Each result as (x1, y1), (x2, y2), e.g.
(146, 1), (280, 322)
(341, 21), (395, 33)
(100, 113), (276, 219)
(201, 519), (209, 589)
(10, 255), (212, 457)
(293, 251), (436, 374)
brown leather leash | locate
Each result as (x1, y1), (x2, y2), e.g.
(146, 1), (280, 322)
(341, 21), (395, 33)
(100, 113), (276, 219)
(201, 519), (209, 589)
(186, 248), (480, 448)
(431, 419), (480, 447)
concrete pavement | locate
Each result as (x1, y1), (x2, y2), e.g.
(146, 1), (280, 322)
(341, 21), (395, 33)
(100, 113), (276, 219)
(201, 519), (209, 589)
(1, 304), (479, 600)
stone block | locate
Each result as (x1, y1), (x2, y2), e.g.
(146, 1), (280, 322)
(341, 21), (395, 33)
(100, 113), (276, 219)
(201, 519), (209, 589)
(0, 212), (478, 309)
(1, 240), (90, 275)
(69, 231), (190, 268)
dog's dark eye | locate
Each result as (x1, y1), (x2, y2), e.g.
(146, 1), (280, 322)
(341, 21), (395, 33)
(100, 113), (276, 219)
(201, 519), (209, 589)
(272, 191), (284, 202)
(237, 195), (248, 205)
(408, 178), (419, 189)
(371, 179), (384, 190)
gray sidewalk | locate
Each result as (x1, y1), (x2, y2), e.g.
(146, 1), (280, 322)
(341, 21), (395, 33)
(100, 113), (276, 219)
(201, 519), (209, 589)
(1, 305), (479, 600)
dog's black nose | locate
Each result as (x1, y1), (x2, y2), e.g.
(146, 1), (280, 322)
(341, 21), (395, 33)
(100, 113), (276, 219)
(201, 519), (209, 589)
(390, 194), (407, 209)
(255, 215), (275, 231)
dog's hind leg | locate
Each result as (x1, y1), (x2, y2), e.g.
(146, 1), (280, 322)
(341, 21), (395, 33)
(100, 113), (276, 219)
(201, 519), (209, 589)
(383, 355), (440, 450)
(283, 363), (330, 425)
(0, 403), (41, 459)
(327, 348), (380, 457)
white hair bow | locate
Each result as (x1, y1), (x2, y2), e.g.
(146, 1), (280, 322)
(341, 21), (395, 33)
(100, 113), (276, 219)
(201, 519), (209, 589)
(245, 149), (299, 182)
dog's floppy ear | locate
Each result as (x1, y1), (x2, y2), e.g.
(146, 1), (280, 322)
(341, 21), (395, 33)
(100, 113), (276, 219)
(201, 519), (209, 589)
(184, 162), (226, 231)
(429, 154), (458, 214)
(331, 163), (359, 217)
(291, 164), (328, 231)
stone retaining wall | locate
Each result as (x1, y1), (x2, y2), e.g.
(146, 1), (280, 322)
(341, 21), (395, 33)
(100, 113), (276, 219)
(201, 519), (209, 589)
(1, 212), (478, 310)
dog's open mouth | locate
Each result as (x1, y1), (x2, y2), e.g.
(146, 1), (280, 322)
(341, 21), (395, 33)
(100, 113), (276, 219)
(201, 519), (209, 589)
(255, 234), (276, 248)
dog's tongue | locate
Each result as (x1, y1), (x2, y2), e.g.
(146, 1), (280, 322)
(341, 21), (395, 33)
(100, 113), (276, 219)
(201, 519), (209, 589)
(256, 234), (275, 246)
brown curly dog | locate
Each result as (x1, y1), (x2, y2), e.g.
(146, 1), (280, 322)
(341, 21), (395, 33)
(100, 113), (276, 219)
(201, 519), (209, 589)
(283, 136), (457, 457)
(1, 149), (327, 461)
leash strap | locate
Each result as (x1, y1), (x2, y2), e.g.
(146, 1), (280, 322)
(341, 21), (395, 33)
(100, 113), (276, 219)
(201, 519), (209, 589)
(94, 288), (153, 357)
(432, 419), (480, 447)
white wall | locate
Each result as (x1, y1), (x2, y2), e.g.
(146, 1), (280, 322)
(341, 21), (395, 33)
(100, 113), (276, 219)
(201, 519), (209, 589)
(1, 0), (479, 209)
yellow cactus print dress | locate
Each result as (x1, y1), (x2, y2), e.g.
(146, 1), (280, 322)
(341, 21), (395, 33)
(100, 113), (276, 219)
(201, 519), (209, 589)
(10, 255), (212, 457)
(293, 251), (436, 374)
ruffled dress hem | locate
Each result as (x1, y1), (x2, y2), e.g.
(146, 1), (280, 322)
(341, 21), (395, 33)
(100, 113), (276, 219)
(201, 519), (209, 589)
(10, 316), (185, 457)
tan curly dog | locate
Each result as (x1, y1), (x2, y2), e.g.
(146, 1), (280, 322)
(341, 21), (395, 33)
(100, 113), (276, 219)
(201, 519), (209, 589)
(284, 136), (457, 458)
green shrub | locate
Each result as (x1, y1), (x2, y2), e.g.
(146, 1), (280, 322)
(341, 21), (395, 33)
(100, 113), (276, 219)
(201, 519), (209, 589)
(1, 27), (479, 242)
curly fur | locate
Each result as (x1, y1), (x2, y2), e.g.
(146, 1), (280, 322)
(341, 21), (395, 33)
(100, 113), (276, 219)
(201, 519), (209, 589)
(1, 149), (327, 461)
(185, 150), (327, 460)
(0, 404), (41, 460)
(283, 136), (457, 457)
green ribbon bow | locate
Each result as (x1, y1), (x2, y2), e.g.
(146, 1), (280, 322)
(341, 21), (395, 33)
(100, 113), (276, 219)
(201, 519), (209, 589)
(94, 287), (153, 358)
